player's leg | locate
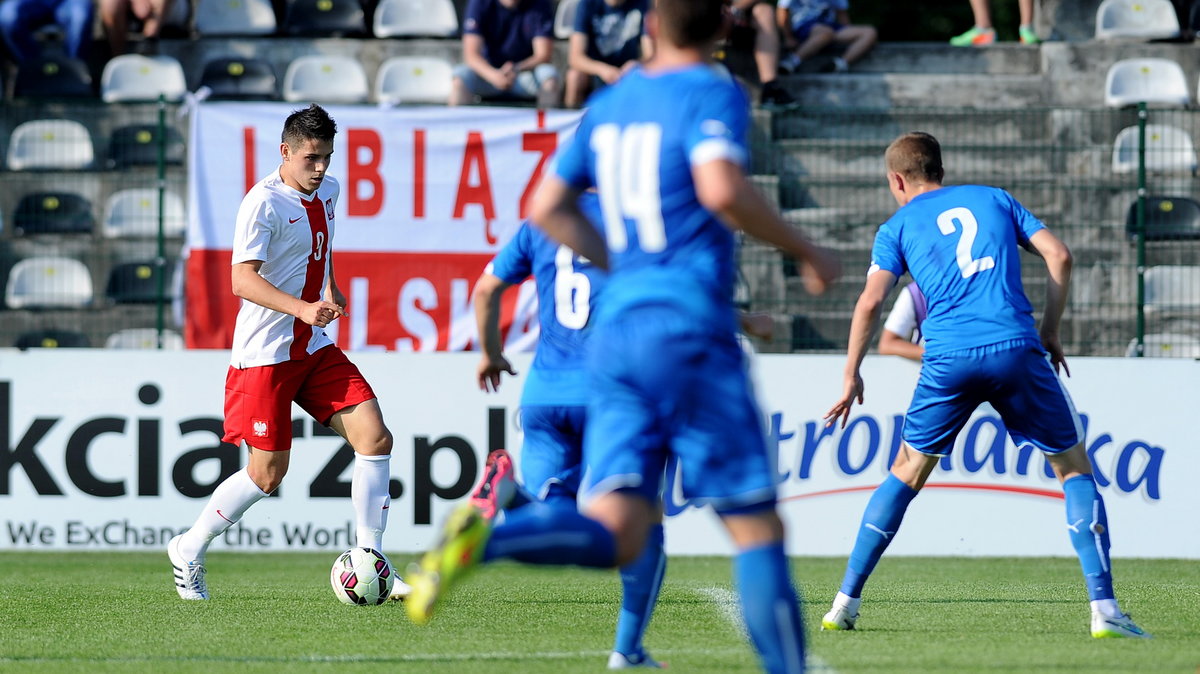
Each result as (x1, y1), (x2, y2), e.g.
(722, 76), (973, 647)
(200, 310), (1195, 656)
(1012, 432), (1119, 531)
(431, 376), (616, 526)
(327, 398), (393, 551)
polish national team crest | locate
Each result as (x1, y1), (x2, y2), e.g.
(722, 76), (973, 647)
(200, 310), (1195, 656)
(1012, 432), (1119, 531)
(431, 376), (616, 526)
(325, 198), (334, 221)
(252, 419), (269, 438)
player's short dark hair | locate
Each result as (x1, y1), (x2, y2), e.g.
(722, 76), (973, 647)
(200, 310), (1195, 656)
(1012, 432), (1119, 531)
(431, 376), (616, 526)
(281, 104), (337, 147)
(655, 0), (727, 48)
(886, 132), (944, 183)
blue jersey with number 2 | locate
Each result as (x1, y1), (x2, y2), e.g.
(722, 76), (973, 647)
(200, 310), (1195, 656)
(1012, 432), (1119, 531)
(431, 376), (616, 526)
(870, 185), (1046, 356)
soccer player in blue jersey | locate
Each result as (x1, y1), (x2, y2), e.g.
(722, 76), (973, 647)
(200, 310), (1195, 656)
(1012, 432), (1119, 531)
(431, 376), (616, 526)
(820, 132), (1149, 640)
(406, 1), (841, 671)
(468, 192), (668, 669)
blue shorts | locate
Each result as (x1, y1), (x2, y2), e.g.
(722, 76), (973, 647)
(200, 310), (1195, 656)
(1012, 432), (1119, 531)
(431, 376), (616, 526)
(903, 338), (1083, 456)
(792, 19), (843, 42)
(582, 309), (776, 513)
(518, 404), (585, 504)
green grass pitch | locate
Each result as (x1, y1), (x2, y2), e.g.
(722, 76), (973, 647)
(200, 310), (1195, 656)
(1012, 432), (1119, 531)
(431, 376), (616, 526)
(0, 553), (1196, 673)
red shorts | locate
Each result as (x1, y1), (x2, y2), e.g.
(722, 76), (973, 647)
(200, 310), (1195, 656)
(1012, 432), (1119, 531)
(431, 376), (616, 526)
(223, 345), (376, 451)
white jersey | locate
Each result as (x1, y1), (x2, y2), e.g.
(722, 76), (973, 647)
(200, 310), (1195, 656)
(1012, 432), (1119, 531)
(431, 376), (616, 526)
(229, 169), (339, 368)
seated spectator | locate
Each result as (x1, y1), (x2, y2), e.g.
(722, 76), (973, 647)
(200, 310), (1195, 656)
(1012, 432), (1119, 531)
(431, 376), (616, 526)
(950, 0), (1039, 46)
(727, 0), (796, 107)
(776, 0), (877, 73)
(0, 0), (94, 63)
(100, 0), (189, 56)
(450, 0), (561, 108)
(564, 0), (651, 109)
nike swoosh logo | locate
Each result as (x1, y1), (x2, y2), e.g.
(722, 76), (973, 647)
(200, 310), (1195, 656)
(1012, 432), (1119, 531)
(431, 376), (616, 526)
(382, 505), (390, 510)
(216, 509), (234, 524)
(289, 216), (303, 224)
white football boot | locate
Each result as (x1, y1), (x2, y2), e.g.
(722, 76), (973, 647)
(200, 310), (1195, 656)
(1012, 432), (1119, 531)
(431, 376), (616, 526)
(1091, 610), (1151, 639)
(168, 534), (209, 600)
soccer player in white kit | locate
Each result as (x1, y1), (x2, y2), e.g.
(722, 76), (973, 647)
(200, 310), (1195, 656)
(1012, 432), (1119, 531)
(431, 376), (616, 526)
(168, 104), (405, 600)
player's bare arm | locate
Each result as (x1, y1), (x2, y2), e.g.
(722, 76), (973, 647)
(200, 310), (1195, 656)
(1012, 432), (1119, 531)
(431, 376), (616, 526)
(693, 158), (840, 294)
(825, 269), (896, 428)
(531, 177), (610, 270)
(324, 252), (348, 316)
(472, 272), (517, 393)
(231, 260), (344, 329)
(879, 328), (923, 362)
(1028, 228), (1074, 376)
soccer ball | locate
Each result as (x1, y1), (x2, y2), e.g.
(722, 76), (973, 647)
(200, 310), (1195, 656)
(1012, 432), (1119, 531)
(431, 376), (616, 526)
(330, 547), (395, 606)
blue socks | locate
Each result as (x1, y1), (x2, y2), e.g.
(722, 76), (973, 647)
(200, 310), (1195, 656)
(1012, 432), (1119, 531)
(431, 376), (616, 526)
(735, 542), (806, 674)
(839, 473), (918, 598)
(482, 501), (616, 568)
(1062, 474), (1115, 601)
(613, 523), (666, 658)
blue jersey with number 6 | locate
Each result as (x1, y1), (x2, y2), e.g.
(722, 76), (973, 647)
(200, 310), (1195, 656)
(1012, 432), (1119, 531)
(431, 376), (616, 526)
(870, 185), (1046, 356)
(552, 65), (750, 333)
(487, 193), (606, 407)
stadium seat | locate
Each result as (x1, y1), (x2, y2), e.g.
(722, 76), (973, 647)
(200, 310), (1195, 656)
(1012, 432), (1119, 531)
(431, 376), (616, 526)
(554, 0), (579, 39)
(106, 260), (172, 304)
(1111, 124), (1197, 174)
(198, 57), (278, 100)
(102, 189), (186, 238)
(12, 192), (95, 236)
(1095, 0), (1180, 40)
(1103, 58), (1190, 107)
(13, 54), (94, 99)
(1125, 196), (1200, 240)
(194, 0), (277, 35)
(373, 0), (459, 37)
(282, 0), (367, 37)
(105, 328), (185, 349)
(6, 119), (94, 170)
(107, 124), (186, 169)
(1125, 332), (1200, 358)
(100, 54), (188, 103)
(282, 55), (369, 103)
(4, 256), (93, 309)
(15, 329), (91, 349)
(374, 56), (454, 104)
(1143, 265), (1200, 314)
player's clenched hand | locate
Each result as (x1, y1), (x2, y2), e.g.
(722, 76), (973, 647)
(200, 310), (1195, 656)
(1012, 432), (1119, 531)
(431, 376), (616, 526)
(300, 300), (346, 329)
(477, 355), (517, 393)
(1041, 333), (1070, 377)
(824, 371), (864, 429)
(800, 247), (842, 296)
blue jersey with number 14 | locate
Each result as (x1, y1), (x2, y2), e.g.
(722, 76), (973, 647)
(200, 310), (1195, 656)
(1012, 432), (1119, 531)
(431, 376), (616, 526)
(870, 184), (1046, 356)
(552, 65), (750, 333)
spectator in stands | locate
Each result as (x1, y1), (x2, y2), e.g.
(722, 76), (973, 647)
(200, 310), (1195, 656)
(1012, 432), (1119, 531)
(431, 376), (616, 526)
(0, 0), (94, 63)
(728, 0), (796, 107)
(564, 0), (651, 109)
(99, 0), (188, 56)
(450, 0), (561, 108)
(777, 0), (877, 73)
(950, 0), (1040, 46)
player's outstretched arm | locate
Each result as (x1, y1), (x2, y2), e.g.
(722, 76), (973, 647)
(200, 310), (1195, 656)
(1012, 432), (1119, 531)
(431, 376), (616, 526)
(531, 177), (609, 270)
(1027, 229), (1074, 375)
(693, 159), (840, 295)
(825, 269), (895, 428)
(472, 272), (517, 393)
(231, 260), (344, 328)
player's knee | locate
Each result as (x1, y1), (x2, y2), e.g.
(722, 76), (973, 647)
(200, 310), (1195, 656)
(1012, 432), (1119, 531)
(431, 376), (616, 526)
(363, 429), (392, 456)
(248, 467), (285, 494)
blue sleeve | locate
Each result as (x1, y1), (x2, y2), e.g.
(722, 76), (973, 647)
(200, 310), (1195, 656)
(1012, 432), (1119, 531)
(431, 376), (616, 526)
(489, 222), (535, 284)
(531, 0), (555, 38)
(1004, 190), (1045, 244)
(832, 0), (849, 11)
(870, 220), (906, 278)
(553, 111), (595, 190)
(574, 0), (594, 34)
(684, 80), (750, 170)
(462, 0), (485, 35)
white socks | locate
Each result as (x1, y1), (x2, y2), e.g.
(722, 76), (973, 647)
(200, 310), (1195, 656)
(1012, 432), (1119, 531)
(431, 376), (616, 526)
(834, 591), (862, 615)
(1091, 598), (1121, 618)
(178, 468), (269, 562)
(352, 453), (392, 551)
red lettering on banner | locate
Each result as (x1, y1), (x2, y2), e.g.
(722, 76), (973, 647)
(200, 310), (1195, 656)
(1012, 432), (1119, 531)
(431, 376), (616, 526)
(413, 128), (426, 219)
(346, 128), (383, 217)
(243, 127), (256, 194)
(519, 131), (557, 219)
(453, 132), (496, 221)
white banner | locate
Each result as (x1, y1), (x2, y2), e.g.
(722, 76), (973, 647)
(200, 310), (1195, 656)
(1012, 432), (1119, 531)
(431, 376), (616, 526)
(0, 350), (1193, 558)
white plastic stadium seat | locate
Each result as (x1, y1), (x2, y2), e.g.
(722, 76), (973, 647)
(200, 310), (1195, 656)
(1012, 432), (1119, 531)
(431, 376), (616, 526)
(282, 55), (369, 104)
(373, 0), (458, 37)
(374, 56), (454, 104)
(195, 0), (277, 35)
(1125, 333), (1200, 358)
(5, 256), (93, 309)
(1111, 124), (1197, 174)
(6, 119), (94, 170)
(103, 189), (186, 238)
(105, 328), (185, 349)
(1095, 0), (1180, 40)
(554, 0), (579, 39)
(101, 54), (187, 103)
(1143, 265), (1200, 314)
(1104, 58), (1190, 107)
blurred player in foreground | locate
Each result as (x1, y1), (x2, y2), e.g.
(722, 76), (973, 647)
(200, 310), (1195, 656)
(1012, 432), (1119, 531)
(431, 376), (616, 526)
(168, 105), (403, 601)
(406, 2), (841, 671)
(820, 132), (1149, 640)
